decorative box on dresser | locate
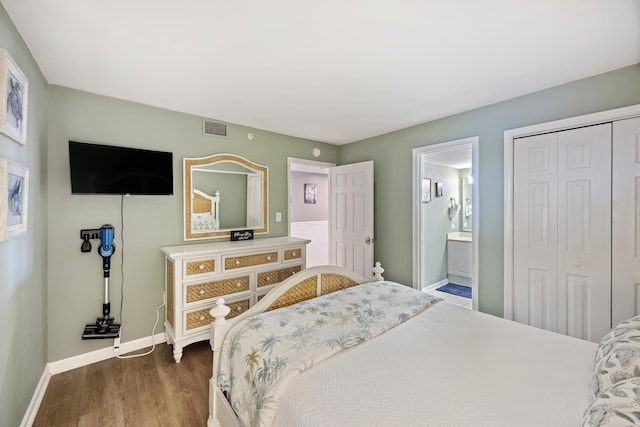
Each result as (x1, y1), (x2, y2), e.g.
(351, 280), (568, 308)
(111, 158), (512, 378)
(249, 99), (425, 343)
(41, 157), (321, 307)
(161, 236), (310, 362)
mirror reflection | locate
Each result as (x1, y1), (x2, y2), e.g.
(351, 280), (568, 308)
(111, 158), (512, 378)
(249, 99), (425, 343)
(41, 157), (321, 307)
(184, 154), (268, 240)
(461, 176), (472, 232)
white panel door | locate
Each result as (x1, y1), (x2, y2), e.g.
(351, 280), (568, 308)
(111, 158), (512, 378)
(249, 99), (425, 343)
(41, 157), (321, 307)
(513, 124), (612, 341)
(556, 124), (611, 341)
(514, 133), (559, 332)
(612, 117), (640, 325)
(330, 161), (374, 278)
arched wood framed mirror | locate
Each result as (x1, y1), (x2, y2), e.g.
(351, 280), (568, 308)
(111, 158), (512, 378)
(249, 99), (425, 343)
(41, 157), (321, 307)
(184, 154), (268, 240)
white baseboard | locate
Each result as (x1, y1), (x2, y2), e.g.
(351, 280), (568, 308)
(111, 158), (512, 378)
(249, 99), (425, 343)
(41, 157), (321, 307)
(48, 332), (166, 375)
(19, 367), (51, 427)
(20, 332), (167, 426)
(421, 278), (448, 293)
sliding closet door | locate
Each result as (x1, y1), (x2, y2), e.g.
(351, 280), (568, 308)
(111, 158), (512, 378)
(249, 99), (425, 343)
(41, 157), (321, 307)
(612, 117), (640, 325)
(513, 123), (612, 341)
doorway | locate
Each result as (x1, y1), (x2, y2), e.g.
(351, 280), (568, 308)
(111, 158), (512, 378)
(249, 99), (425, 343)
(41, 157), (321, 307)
(412, 137), (479, 310)
(287, 158), (334, 267)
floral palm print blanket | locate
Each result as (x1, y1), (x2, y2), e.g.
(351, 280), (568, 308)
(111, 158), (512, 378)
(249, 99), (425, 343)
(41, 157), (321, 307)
(217, 280), (442, 427)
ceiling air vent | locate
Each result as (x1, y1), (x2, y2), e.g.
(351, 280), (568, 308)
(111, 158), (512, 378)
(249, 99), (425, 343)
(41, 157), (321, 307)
(203, 119), (227, 137)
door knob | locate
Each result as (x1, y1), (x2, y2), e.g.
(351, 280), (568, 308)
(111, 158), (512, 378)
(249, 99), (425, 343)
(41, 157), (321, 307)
(365, 236), (372, 245)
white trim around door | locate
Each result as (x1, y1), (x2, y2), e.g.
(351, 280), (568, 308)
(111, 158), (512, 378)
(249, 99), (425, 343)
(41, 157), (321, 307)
(412, 136), (479, 311)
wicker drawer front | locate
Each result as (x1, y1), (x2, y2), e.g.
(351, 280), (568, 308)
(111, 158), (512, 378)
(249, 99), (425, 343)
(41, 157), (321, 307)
(185, 308), (214, 331)
(226, 299), (250, 319)
(257, 265), (302, 287)
(185, 275), (250, 303)
(184, 298), (250, 332)
(184, 258), (217, 279)
(225, 252), (278, 270)
(284, 248), (303, 261)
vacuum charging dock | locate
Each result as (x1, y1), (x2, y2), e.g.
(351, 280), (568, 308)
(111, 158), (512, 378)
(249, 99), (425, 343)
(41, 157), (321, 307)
(82, 322), (121, 339)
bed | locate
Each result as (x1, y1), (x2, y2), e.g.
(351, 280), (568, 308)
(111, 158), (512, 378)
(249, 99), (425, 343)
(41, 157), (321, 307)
(192, 189), (220, 232)
(206, 264), (640, 427)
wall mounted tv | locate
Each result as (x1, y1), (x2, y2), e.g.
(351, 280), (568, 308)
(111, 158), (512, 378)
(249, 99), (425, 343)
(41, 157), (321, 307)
(69, 141), (173, 195)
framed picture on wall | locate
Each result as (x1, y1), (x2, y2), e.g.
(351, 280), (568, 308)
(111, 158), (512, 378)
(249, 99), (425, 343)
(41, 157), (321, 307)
(304, 183), (317, 204)
(0, 158), (29, 241)
(421, 178), (431, 202)
(0, 49), (28, 145)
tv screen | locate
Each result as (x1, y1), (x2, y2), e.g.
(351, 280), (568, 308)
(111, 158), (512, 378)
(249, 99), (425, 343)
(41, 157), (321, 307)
(69, 141), (173, 195)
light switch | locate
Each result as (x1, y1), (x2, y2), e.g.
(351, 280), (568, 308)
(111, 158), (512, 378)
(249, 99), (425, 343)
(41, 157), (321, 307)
(276, 212), (282, 222)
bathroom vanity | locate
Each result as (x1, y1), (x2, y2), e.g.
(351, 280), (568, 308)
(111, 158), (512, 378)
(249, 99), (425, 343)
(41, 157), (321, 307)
(447, 232), (472, 286)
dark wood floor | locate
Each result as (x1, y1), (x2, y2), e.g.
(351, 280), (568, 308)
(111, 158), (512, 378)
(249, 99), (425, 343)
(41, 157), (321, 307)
(33, 341), (212, 427)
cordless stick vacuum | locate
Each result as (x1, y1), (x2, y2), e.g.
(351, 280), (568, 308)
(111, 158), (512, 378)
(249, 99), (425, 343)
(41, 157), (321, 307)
(82, 224), (121, 339)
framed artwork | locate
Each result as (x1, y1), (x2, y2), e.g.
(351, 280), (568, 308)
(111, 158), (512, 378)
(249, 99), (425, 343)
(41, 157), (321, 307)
(0, 49), (28, 145)
(435, 182), (443, 197)
(304, 183), (317, 204)
(0, 158), (29, 241)
(421, 178), (431, 203)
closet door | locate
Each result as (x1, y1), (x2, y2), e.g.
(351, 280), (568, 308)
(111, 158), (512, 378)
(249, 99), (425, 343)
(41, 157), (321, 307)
(513, 123), (612, 341)
(513, 133), (559, 332)
(612, 117), (640, 325)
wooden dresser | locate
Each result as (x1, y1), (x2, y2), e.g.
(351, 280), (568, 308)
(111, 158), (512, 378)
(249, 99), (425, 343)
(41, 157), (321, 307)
(161, 236), (310, 362)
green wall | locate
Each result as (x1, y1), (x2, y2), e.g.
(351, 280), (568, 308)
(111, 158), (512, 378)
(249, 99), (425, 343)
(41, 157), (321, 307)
(340, 63), (640, 316)
(46, 86), (339, 361)
(0, 4), (49, 427)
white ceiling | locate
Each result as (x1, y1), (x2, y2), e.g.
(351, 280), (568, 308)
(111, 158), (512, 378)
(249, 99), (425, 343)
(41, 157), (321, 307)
(2, 0), (639, 145)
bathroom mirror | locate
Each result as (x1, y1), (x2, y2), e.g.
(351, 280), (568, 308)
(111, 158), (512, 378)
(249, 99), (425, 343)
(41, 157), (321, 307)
(461, 176), (472, 232)
(184, 154), (268, 240)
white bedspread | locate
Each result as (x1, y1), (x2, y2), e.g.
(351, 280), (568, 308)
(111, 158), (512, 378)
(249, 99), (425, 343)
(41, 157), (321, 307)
(218, 281), (441, 427)
(272, 302), (596, 427)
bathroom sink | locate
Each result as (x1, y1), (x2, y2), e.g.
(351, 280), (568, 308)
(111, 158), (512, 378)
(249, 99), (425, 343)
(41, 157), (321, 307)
(447, 232), (472, 242)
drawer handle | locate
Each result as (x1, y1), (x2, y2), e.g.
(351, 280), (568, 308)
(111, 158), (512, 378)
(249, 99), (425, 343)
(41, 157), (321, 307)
(235, 260), (240, 265)
(199, 315), (205, 321)
(291, 271), (296, 276)
(199, 264), (205, 270)
(266, 277), (271, 282)
(237, 306), (242, 312)
(292, 252), (296, 257)
(236, 282), (242, 287)
(199, 290), (205, 295)
(266, 256), (271, 261)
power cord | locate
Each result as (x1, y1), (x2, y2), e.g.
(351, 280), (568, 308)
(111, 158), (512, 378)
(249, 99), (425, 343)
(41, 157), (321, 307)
(113, 194), (165, 359)
(114, 302), (165, 359)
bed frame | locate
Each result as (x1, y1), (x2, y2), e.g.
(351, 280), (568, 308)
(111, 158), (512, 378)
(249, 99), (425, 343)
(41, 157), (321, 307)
(206, 262), (385, 427)
(193, 189), (220, 217)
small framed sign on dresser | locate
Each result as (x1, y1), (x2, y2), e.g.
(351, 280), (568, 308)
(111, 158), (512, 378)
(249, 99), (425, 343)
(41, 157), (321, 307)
(230, 229), (254, 241)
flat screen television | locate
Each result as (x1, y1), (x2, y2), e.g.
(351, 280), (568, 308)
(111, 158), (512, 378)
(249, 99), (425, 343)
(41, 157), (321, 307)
(69, 141), (173, 195)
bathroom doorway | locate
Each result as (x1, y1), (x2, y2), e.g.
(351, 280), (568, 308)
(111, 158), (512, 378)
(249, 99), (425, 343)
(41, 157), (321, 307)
(412, 137), (479, 310)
